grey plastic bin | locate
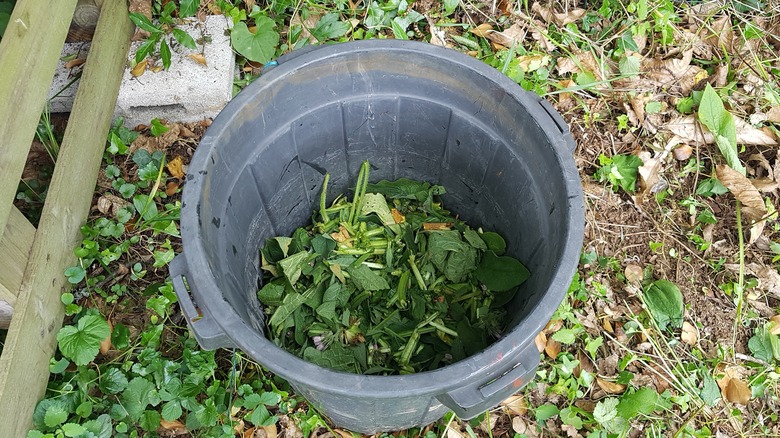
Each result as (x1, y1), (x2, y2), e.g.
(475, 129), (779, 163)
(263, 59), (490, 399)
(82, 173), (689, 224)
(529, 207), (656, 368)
(170, 40), (584, 433)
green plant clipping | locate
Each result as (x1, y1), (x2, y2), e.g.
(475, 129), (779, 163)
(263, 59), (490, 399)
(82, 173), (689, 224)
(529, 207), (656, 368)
(698, 84), (744, 175)
(643, 279), (684, 331)
(257, 161), (530, 374)
(231, 18), (280, 64)
(595, 154), (643, 193)
(56, 314), (110, 366)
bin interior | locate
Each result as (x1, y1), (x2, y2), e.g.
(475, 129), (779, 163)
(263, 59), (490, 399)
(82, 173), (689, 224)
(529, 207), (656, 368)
(191, 50), (572, 342)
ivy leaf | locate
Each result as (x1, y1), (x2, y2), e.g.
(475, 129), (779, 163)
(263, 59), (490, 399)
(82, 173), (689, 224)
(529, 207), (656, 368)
(311, 12), (350, 42)
(57, 314), (110, 366)
(231, 18), (279, 64)
(643, 280), (684, 331)
(475, 251), (530, 292)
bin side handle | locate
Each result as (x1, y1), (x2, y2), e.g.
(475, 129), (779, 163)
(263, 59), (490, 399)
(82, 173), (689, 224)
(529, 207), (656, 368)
(436, 340), (540, 419)
(170, 255), (236, 350)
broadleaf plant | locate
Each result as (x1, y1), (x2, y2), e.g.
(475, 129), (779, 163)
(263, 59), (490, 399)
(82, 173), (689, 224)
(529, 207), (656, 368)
(698, 83), (744, 175)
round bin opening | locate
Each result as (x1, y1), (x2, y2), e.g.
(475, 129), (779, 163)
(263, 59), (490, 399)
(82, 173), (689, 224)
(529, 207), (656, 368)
(179, 40), (582, 433)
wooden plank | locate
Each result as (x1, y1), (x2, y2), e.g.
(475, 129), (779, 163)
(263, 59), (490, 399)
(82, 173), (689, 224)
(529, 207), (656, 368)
(0, 0), (134, 434)
(0, 0), (77, 242)
(0, 206), (36, 307)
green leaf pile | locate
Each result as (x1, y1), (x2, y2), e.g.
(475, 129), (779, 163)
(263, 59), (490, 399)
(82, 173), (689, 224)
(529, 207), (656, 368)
(258, 161), (530, 374)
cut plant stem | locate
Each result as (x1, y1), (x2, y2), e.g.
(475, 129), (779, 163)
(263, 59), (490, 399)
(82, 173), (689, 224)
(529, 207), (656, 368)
(320, 173), (330, 223)
(733, 200), (745, 356)
(348, 160), (371, 227)
(408, 254), (427, 290)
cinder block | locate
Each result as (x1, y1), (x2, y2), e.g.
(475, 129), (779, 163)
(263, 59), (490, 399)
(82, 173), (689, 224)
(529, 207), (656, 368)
(48, 15), (235, 127)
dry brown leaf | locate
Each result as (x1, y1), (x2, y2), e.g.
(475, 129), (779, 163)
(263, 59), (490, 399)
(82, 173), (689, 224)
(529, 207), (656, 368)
(97, 196), (113, 215)
(673, 145), (693, 161)
(545, 319), (564, 333)
(422, 222), (453, 230)
(545, 338), (561, 359)
(160, 419), (187, 432)
(167, 156), (186, 179)
(501, 395), (528, 416)
(561, 424), (583, 438)
(642, 51), (704, 95)
(705, 15), (735, 53)
(166, 181), (181, 196)
(131, 59), (148, 77)
(391, 208), (405, 224)
(681, 321), (698, 345)
(189, 53), (207, 66)
(516, 54), (550, 72)
(628, 94), (649, 126)
(447, 427), (465, 438)
(596, 378), (626, 394)
(534, 331), (547, 352)
(602, 318), (613, 333)
(624, 264), (643, 285)
(99, 319), (113, 354)
(131, 124), (182, 153)
(531, 3), (586, 26)
(770, 315), (780, 335)
(330, 226), (351, 244)
(511, 416), (527, 435)
(65, 58), (86, 69)
(483, 23), (525, 48)
(334, 429), (352, 438)
(233, 419), (246, 435)
(470, 23), (493, 37)
(664, 115), (777, 146)
(767, 107), (780, 124)
(718, 371), (751, 405)
(715, 164), (768, 221)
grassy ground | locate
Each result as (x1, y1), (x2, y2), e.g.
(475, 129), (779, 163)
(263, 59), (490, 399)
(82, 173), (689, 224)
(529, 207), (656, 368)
(11, 0), (780, 436)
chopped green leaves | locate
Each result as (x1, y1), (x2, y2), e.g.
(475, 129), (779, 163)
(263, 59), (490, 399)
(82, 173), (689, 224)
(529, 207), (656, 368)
(258, 161), (529, 374)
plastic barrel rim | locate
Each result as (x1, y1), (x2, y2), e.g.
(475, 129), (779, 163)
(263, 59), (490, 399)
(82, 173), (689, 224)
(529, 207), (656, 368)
(172, 40), (584, 433)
